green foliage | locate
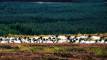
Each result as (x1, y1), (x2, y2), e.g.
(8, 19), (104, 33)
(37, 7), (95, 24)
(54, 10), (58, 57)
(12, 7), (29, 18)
(0, 2), (107, 35)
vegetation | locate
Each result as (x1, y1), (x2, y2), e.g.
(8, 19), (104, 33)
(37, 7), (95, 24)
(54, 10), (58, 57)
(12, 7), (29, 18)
(0, 44), (107, 60)
(0, 2), (107, 35)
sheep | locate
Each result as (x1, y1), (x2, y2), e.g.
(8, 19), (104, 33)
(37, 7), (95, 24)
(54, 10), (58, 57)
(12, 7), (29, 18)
(18, 37), (23, 43)
(1, 37), (8, 43)
(0, 37), (3, 43)
(32, 37), (39, 43)
(47, 35), (60, 43)
(57, 35), (67, 43)
(66, 36), (78, 43)
(41, 36), (50, 43)
(0, 34), (106, 44)
(90, 36), (101, 40)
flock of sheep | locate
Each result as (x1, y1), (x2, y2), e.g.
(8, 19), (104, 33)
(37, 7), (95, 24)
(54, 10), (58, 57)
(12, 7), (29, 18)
(0, 34), (107, 44)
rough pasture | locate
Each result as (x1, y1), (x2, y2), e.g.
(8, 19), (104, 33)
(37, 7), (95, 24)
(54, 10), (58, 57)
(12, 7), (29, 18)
(0, 44), (107, 60)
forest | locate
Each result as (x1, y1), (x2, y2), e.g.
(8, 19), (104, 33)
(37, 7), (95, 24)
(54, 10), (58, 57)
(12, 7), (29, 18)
(0, 2), (107, 35)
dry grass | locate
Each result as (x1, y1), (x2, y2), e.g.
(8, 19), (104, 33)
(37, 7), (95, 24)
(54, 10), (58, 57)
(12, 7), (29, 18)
(0, 43), (107, 60)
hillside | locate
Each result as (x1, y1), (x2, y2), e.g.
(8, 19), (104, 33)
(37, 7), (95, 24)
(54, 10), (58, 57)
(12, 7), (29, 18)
(0, 2), (107, 35)
(0, 0), (106, 2)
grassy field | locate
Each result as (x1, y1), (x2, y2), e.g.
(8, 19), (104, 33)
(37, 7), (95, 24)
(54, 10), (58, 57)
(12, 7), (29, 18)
(0, 43), (107, 60)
